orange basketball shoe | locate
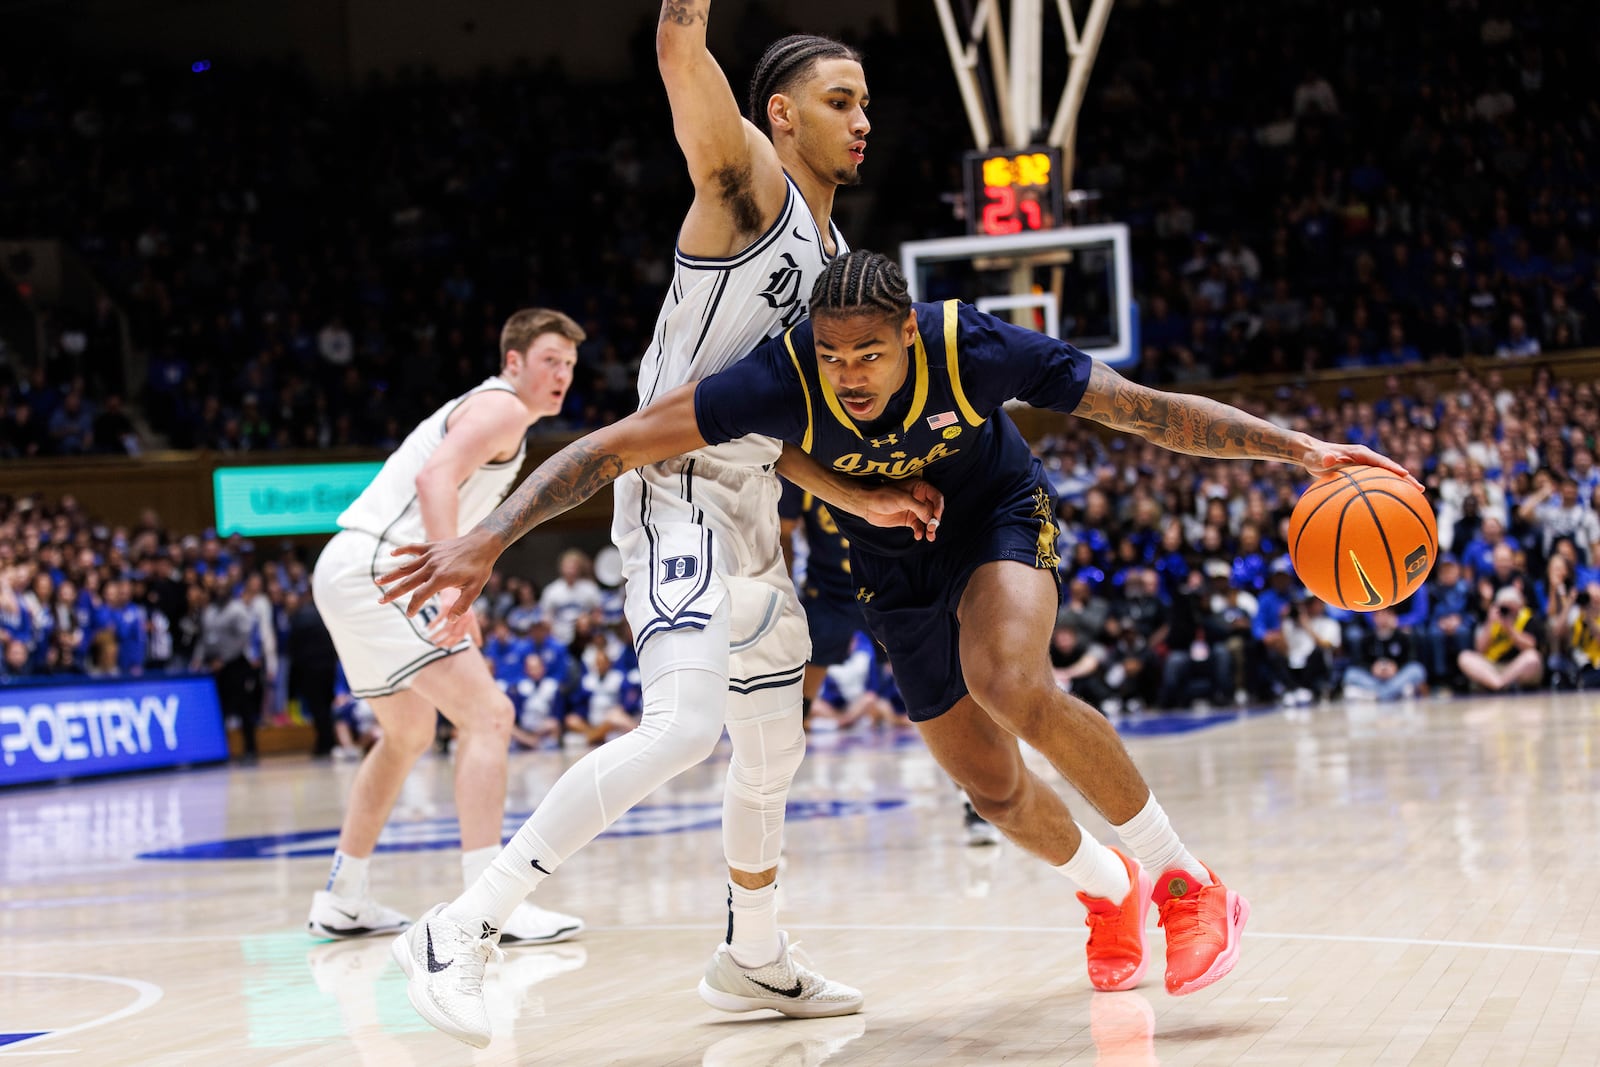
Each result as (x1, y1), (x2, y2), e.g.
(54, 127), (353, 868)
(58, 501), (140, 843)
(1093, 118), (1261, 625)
(1154, 864), (1249, 996)
(1077, 847), (1152, 992)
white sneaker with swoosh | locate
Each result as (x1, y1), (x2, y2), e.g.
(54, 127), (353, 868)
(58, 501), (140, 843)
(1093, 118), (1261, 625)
(697, 932), (863, 1018)
(391, 904), (504, 1048)
(306, 890), (410, 940)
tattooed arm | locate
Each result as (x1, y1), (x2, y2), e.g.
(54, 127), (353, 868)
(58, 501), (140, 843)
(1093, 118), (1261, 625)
(1072, 361), (1422, 486)
(377, 384), (706, 618)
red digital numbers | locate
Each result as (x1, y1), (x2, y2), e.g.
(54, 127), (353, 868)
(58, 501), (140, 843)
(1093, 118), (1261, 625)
(980, 187), (1046, 235)
(982, 186), (1022, 235)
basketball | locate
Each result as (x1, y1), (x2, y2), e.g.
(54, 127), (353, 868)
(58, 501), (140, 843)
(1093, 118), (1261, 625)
(1287, 465), (1437, 612)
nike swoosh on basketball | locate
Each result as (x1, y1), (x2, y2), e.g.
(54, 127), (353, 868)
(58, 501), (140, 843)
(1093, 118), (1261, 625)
(750, 977), (804, 998)
(1349, 551), (1383, 608)
(425, 928), (452, 973)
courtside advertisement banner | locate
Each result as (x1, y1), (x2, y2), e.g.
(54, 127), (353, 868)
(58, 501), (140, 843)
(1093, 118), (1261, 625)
(214, 462), (383, 536)
(0, 675), (230, 787)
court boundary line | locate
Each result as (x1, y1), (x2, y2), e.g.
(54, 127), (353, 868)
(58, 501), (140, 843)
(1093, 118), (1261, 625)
(0, 973), (162, 1054)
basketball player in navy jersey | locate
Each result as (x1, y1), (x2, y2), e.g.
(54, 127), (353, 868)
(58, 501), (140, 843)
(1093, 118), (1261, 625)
(379, 2), (943, 1048)
(382, 251), (1418, 1005)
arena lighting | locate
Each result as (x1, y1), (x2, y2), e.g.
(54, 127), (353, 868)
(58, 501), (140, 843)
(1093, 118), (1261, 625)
(191, 60), (211, 73)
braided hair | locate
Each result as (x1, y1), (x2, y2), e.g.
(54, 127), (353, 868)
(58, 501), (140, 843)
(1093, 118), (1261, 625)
(809, 251), (912, 320)
(746, 34), (863, 137)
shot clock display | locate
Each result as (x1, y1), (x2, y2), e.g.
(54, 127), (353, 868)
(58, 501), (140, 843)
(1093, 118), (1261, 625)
(964, 146), (1065, 236)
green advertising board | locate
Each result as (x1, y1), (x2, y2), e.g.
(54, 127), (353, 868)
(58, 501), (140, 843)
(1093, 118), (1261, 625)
(213, 463), (382, 536)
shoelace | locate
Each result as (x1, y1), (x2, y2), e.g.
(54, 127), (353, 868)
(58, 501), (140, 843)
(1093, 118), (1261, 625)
(1156, 891), (1207, 944)
(1083, 901), (1141, 954)
(457, 938), (506, 999)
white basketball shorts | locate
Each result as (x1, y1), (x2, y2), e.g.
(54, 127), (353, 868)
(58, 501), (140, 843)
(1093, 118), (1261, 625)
(312, 529), (474, 699)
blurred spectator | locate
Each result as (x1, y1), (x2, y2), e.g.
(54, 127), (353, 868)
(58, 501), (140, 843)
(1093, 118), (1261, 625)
(540, 549), (602, 644)
(195, 580), (262, 761)
(1458, 587), (1544, 693)
(1342, 609), (1428, 702)
(286, 590), (340, 757)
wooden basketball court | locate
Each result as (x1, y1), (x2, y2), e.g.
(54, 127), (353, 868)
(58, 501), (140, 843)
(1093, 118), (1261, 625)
(6, 692), (1599, 1065)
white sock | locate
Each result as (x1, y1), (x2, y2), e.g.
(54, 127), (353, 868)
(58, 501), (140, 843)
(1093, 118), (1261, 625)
(444, 825), (555, 928)
(325, 850), (369, 899)
(461, 845), (500, 891)
(1054, 824), (1132, 901)
(726, 882), (783, 968)
(1112, 793), (1210, 885)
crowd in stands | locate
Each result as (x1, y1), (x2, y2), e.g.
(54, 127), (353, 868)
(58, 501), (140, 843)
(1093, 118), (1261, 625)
(1033, 362), (1600, 711)
(0, 495), (654, 753)
(0, 3), (1596, 457)
(5, 349), (1599, 733)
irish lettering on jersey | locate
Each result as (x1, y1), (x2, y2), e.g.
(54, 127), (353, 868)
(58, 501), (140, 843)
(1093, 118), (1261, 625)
(695, 299), (1095, 557)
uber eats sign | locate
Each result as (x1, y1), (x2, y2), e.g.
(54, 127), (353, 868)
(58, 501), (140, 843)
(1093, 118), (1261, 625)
(213, 463), (381, 536)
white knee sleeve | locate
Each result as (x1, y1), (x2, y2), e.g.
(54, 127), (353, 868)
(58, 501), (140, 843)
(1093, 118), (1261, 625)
(722, 679), (807, 874)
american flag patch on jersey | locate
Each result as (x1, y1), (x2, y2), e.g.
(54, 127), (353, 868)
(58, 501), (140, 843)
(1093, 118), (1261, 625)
(926, 411), (959, 430)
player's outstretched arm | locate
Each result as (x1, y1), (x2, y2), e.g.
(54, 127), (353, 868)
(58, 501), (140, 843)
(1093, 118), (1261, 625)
(776, 443), (946, 540)
(377, 384), (708, 617)
(1072, 362), (1423, 489)
(659, 0), (786, 256)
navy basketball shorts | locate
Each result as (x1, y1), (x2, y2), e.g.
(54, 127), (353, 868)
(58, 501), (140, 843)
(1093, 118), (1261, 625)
(800, 586), (865, 667)
(851, 481), (1061, 722)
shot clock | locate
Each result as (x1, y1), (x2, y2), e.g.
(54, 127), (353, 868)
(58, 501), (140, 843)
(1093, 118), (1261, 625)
(963, 146), (1065, 236)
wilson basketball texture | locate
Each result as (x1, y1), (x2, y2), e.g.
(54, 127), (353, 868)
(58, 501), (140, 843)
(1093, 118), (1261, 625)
(1287, 466), (1437, 612)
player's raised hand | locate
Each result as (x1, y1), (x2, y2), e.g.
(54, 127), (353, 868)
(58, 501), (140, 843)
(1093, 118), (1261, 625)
(376, 528), (503, 618)
(1301, 440), (1424, 493)
(859, 477), (946, 541)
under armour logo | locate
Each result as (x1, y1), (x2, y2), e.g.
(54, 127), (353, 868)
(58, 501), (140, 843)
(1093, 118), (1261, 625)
(855, 589), (875, 604)
(661, 555), (699, 584)
(868, 433), (899, 448)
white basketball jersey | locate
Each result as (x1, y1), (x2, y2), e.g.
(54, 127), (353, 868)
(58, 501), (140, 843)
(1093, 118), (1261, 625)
(338, 377), (526, 545)
(615, 175), (846, 546)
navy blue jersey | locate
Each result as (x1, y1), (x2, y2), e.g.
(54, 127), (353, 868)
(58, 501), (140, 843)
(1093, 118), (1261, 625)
(696, 300), (1094, 556)
(777, 480), (855, 601)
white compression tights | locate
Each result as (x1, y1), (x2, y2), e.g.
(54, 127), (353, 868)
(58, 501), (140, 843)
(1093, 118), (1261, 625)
(446, 598), (804, 927)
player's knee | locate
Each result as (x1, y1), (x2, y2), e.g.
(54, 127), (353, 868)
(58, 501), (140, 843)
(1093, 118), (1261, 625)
(966, 662), (1056, 735)
(383, 716), (435, 758)
(962, 773), (1026, 825)
(456, 692), (514, 741)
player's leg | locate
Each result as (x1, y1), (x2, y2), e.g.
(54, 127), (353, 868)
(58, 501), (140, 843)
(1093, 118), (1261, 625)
(957, 559), (1249, 996)
(407, 651), (514, 852)
(308, 687), (435, 939)
(401, 649), (582, 945)
(395, 604), (733, 1047)
(703, 665), (862, 1018)
(917, 694), (1146, 991)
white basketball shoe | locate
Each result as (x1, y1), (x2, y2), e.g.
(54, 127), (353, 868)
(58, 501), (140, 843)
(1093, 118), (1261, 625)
(697, 932), (864, 1018)
(499, 900), (585, 946)
(307, 890), (411, 940)
(391, 904), (504, 1048)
